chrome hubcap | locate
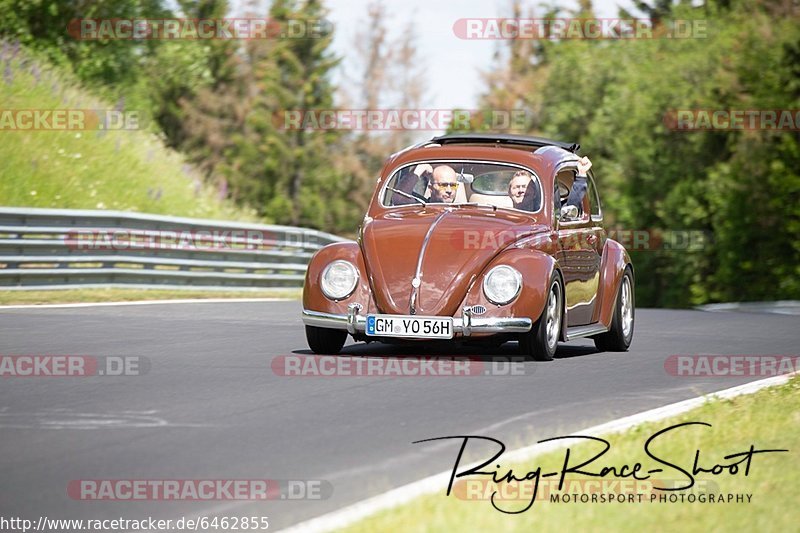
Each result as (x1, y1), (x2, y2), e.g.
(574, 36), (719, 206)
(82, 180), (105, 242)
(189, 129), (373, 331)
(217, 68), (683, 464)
(545, 283), (561, 350)
(621, 276), (633, 338)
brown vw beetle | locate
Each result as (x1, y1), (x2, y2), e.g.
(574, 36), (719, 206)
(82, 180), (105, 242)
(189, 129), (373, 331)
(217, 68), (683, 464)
(302, 133), (634, 360)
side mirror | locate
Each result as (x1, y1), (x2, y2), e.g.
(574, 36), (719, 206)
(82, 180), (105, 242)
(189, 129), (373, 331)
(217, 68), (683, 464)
(560, 205), (579, 221)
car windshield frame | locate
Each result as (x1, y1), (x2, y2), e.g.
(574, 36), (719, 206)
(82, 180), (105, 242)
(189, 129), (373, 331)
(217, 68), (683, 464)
(377, 159), (545, 214)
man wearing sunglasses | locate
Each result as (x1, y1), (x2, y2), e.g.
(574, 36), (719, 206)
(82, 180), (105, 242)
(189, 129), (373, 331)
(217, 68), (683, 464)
(428, 165), (459, 203)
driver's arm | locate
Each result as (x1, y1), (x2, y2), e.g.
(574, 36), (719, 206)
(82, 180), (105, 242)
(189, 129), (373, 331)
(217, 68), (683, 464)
(564, 157), (591, 212)
(392, 165), (431, 205)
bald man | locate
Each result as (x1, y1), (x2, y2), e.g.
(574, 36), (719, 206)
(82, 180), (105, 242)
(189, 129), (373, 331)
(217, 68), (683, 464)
(429, 165), (458, 203)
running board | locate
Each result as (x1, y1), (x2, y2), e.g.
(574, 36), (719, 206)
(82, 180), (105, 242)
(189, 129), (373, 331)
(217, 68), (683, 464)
(565, 323), (609, 341)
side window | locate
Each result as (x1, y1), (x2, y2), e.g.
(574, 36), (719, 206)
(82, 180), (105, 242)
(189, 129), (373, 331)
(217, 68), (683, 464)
(587, 175), (602, 220)
(554, 170), (573, 212)
(556, 168), (589, 222)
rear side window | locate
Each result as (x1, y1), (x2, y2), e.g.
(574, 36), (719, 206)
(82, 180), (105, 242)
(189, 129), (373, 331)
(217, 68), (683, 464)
(471, 170), (516, 195)
(587, 175), (602, 220)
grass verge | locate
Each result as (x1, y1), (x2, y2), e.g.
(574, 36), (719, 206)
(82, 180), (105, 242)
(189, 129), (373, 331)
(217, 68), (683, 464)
(345, 375), (799, 533)
(0, 42), (256, 222)
(0, 287), (301, 305)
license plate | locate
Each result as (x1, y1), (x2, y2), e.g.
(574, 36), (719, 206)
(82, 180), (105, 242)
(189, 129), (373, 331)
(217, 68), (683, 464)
(366, 314), (453, 339)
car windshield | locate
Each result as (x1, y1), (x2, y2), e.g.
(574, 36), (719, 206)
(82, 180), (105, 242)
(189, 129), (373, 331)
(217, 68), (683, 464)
(381, 161), (542, 212)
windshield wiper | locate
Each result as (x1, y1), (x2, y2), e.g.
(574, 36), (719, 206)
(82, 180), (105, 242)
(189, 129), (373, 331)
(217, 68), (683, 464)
(386, 187), (427, 206)
(453, 202), (497, 211)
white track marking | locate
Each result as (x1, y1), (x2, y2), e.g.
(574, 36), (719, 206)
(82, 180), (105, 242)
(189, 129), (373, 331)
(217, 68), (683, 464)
(0, 298), (291, 310)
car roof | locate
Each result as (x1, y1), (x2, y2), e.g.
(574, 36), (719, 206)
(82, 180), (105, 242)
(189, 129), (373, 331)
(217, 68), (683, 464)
(384, 134), (581, 179)
(431, 133), (580, 153)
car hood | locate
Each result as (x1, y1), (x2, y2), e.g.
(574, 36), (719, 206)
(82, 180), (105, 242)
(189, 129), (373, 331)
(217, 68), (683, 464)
(361, 207), (542, 316)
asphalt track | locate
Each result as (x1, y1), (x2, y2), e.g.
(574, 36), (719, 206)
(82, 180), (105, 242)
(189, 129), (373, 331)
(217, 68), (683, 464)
(0, 301), (797, 530)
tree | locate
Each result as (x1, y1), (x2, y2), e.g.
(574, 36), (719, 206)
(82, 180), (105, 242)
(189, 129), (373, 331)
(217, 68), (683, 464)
(467, 0), (800, 306)
(0, 0), (169, 86)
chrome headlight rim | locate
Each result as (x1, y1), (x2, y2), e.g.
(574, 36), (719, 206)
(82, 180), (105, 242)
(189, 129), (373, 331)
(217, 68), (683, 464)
(482, 265), (523, 305)
(320, 260), (359, 300)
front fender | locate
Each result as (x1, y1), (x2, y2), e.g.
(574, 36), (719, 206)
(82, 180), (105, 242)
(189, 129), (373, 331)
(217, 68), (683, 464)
(459, 248), (559, 327)
(303, 242), (375, 315)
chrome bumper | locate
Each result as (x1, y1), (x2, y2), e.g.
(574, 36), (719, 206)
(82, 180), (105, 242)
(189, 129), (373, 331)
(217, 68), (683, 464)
(302, 305), (532, 337)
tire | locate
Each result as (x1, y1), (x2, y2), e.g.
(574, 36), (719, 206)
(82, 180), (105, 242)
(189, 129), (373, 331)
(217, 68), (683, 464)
(594, 267), (634, 352)
(519, 275), (563, 361)
(305, 325), (347, 354)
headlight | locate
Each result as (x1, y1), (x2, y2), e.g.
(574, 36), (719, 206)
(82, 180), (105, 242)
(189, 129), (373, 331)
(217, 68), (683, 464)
(320, 260), (358, 300)
(483, 265), (522, 305)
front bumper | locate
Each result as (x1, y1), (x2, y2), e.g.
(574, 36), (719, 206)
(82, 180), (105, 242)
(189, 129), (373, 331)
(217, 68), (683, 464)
(302, 305), (532, 337)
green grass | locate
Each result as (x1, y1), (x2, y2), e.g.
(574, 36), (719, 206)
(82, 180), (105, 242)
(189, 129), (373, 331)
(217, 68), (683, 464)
(0, 43), (256, 221)
(0, 287), (301, 305)
(345, 376), (799, 533)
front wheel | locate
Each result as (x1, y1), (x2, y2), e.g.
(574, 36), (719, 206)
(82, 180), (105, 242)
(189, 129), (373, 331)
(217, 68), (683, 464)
(305, 325), (347, 354)
(519, 276), (562, 361)
(594, 268), (634, 352)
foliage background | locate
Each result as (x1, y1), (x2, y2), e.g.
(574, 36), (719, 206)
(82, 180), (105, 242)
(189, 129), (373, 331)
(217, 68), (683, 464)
(0, 0), (797, 307)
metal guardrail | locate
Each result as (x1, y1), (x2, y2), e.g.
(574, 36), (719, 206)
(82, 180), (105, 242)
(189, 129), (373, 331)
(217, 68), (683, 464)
(0, 207), (349, 290)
